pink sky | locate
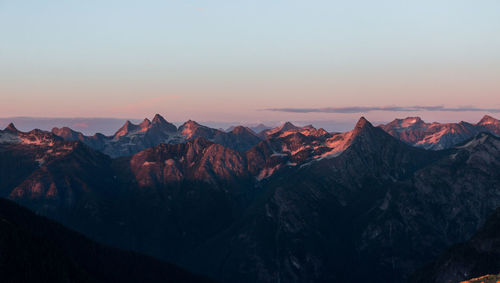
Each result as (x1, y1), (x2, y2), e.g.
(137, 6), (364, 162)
(1, 1), (499, 124)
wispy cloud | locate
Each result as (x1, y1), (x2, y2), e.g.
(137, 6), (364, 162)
(265, 106), (500, 113)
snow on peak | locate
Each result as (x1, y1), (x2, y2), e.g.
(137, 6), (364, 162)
(401, 117), (423, 127)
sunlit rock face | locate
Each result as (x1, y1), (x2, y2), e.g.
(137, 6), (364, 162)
(380, 115), (500, 150)
(47, 113), (500, 159)
(1, 123), (63, 146)
(128, 138), (249, 185)
(51, 114), (263, 157)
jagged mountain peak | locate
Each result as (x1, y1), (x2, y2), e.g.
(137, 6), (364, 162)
(139, 118), (151, 128)
(179, 120), (202, 132)
(478, 114), (499, 125)
(114, 120), (139, 138)
(178, 120), (216, 140)
(263, 121), (300, 137)
(152, 113), (165, 123)
(282, 121), (298, 130)
(346, 116), (402, 150)
(353, 116), (373, 131)
(150, 114), (177, 132)
(122, 120), (136, 130)
(5, 123), (18, 133)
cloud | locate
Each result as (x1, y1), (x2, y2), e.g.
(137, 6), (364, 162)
(264, 106), (500, 113)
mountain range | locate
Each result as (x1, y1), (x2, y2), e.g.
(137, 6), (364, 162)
(380, 115), (500, 150)
(4, 114), (499, 158)
(1, 114), (500, 282)
(50, 114), (261, 157)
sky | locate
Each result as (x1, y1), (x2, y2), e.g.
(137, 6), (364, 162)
(1, 0), (500, 128)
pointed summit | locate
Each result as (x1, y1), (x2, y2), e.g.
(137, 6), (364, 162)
(139, 118), (152, 130)
(281, 122), (298, 131)
(349, 117), (377, 141)
(354, 117), (372, 130)
(152, 114), (166, 124)
(478, 115), (499, 125)
(151, 114), (176, 132)
(264, 121), (299, 137)
(179, 120), (204, 139)
(114, 120), (138, 138)
(4, 123), (18, 133)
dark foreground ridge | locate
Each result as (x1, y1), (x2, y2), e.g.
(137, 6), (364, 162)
(0, 197), (213, 283)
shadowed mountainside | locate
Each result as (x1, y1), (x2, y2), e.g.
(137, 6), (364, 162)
(0, 197), (212, 283)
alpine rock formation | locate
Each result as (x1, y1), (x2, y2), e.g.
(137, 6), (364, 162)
(1, 115), (500, 282)
(51, 114), (262, 157)
(380, 115), (500, 150)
